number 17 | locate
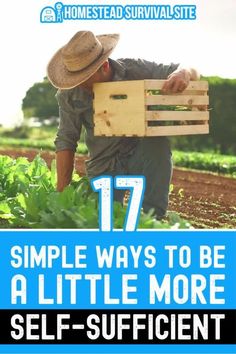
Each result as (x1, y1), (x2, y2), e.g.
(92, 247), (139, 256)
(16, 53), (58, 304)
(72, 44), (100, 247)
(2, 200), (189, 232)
(91, 176), (145, 232)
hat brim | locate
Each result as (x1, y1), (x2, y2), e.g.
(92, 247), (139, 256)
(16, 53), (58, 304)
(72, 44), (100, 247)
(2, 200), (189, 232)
(47, 34), (119, 89)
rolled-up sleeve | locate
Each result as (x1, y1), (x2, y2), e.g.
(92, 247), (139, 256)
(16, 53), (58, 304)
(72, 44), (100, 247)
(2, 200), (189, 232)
(121, 58), (180, 80)
(54, 90), (82, 152)
(151, 61), (180, 79)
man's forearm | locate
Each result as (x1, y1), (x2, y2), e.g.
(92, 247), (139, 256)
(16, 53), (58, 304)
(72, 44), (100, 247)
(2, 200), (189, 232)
(56, 150), (75, 191)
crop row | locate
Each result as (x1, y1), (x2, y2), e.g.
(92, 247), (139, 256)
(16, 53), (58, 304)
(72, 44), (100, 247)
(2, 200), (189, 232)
(1, 137), (235, 176)
(173, 150), (236, 177)
(0, 155), (191, 229)
(0, 137), (88, 155)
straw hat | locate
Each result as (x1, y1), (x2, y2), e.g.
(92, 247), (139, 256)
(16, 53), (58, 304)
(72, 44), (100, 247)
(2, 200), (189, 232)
(47, 31), (120, 89)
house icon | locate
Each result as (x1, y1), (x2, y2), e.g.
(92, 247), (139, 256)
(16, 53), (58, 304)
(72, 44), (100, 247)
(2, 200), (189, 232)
(40, 7), (56, 23)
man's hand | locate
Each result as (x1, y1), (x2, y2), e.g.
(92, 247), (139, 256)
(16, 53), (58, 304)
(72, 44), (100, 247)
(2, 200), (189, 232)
(162, 68), (200, 94)
(56, 150), (75, 192)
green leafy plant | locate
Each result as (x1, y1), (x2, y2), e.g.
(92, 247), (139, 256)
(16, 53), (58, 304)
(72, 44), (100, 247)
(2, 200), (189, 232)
(0, 155), (192, 229)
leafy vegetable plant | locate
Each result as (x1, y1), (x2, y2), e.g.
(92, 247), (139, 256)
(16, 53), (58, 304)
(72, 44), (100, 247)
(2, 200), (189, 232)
(0, 155), (192, 229)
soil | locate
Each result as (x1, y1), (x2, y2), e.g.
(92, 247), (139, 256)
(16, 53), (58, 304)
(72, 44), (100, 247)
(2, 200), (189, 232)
(1, 148), (235, 229)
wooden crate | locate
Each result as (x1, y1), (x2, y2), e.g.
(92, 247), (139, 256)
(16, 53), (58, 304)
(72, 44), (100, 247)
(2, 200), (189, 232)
(93, 80), (209, 137)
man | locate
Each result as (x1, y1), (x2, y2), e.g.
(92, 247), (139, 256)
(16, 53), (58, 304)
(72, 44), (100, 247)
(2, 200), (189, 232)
(47, 30), (199, 219)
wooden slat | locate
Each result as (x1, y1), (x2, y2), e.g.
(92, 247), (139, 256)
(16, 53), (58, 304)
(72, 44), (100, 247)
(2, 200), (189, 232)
(95, 133), (144, 137)
(145, 110), (209, 121)
(144, 80), (208, 91)
(146, 95), (209, 105)
(187, 81), (208, 90)
(146, 124), (209, 136)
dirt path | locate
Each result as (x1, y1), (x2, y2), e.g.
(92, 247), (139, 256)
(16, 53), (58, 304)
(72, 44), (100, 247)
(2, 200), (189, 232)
(1, 149), (235, 229)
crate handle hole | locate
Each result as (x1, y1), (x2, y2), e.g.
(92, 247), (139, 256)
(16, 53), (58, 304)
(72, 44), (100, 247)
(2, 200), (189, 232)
(110, 94), (128, 100)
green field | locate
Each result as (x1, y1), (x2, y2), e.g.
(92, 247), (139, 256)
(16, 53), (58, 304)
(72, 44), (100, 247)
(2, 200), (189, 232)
(0, 126), (235, 177)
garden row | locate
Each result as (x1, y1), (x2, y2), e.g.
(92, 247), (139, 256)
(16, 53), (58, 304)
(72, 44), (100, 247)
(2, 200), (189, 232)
(1, 136), (235, 177)
(173, 151), (236, 177)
